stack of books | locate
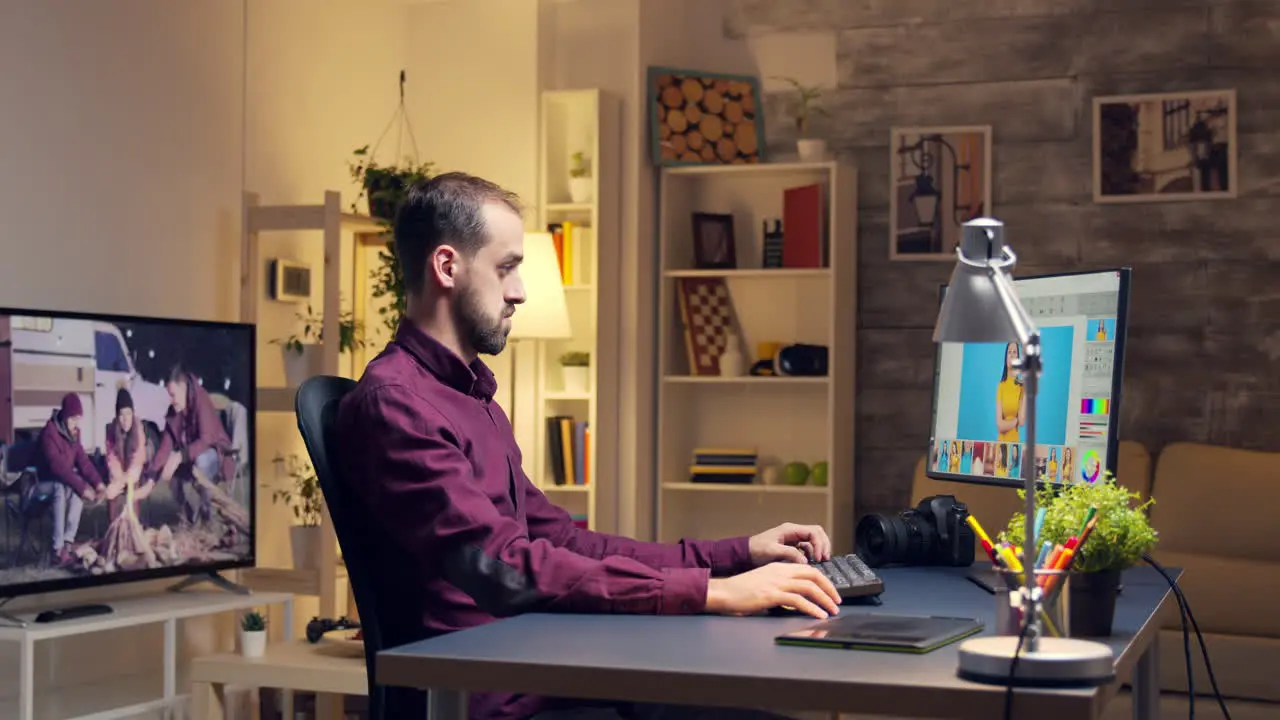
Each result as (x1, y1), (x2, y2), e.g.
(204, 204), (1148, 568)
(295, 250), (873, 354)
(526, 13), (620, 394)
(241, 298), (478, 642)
(688, 447), (757, 484)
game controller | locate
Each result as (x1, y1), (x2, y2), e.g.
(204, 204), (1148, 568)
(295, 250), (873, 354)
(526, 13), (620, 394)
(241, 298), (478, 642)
(306, 615), (361, 643)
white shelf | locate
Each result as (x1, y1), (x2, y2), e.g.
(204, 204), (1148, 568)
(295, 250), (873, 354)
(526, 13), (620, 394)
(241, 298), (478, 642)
(248, 204), (384, 234)
(662, 160), (836, 176)
(663, 268), (830, 279)
(662, 375), (829, 385)
(0, 671), (170, 720)
(662, 482), (828, 495)
(540, 484), (590, 493)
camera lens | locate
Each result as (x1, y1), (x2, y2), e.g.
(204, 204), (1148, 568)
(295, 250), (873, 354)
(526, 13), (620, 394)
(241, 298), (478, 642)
(855, 510), (939, 568)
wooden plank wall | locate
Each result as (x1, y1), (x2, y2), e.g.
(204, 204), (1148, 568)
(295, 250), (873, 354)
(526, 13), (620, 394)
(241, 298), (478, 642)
(730, 0), (1280, 517)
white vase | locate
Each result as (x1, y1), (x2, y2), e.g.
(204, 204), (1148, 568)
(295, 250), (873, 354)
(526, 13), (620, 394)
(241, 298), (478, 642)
(719, 335), (744, 377)
(240, 629), (266, 658)
(561, 365), (589, 394)
(568, 177), (593, 204)
(290, 525), (322, 570)
(797, 138), (827, 163)
(281, 344), (323, 388)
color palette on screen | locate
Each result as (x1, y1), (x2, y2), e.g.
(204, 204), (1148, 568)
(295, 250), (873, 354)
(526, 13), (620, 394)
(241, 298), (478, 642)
(1080, 397), (1111, 415)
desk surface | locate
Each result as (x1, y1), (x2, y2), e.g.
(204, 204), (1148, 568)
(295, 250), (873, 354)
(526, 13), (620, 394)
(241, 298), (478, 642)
(192, 637), (368, 696)
(377, 566), (1178, 720)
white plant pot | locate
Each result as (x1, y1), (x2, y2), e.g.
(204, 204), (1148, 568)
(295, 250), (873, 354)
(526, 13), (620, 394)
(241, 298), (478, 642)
(797, 138), (827, 163)
(290, 525), (322, 570)
(281, 344), (323, 388)
(240, 629), (266, 658)
(568, 177), (593, 204)
(560, 366), (589, 394)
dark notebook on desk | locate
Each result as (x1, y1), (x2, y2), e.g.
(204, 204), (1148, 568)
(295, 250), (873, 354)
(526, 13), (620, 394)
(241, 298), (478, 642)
(775, 613), (983, 654)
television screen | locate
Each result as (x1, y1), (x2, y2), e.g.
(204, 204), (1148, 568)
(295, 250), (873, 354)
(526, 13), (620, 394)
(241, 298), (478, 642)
(0, 310), (255, 596)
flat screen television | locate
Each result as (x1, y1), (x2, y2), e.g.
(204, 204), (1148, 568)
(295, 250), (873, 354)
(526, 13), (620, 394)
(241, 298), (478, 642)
(0, 308), (255, 598)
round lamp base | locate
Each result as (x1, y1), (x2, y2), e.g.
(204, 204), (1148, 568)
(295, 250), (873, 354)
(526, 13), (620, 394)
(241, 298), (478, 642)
(956, 636), (1116, 688)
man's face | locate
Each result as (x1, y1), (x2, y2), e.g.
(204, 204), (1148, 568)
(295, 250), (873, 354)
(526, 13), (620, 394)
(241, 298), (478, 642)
(167, 379), (187, 412)
(65, 414), (80, 434)
(453, 203), (527, 356)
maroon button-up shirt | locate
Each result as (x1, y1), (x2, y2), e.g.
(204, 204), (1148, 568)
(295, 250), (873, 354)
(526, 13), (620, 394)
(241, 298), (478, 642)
(336, 320), (752, 719)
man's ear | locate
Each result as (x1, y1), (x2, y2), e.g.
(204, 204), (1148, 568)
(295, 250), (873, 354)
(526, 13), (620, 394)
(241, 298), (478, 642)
(430, 245), (461, 290)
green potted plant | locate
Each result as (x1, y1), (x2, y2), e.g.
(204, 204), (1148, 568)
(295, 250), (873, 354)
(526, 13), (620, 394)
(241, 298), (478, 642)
(272, 454), (324, 571)
(240, 610), (267, 658)
(272, 303), (367, 388)
(348, 144), (435, 223)
(568, 151), (593, 204)
(774, 76), (829, 162)
(558, 351), (591, 394)
(1000, 474), (1158, 636)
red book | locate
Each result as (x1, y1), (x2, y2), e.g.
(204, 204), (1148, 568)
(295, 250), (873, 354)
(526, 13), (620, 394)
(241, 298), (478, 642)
(782, 183), (824, 268)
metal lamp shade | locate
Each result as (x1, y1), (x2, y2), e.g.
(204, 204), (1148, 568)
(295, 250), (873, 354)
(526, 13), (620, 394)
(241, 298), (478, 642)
(932, 262), (1020, 344)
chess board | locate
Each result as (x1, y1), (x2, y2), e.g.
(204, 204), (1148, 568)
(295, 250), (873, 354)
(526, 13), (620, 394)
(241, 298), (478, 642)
(676, 277), (737, 376)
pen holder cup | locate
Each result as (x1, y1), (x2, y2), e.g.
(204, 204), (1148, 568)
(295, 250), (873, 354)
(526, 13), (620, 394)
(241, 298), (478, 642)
(993, 568), (1071, 639)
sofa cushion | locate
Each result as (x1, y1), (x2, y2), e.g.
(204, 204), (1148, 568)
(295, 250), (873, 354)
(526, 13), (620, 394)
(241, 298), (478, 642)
(1150, 551), (1280, 639)
(1158, 629), (1280, 703)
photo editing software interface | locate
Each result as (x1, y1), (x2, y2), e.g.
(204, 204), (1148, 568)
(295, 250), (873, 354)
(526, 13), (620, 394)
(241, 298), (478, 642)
(928, 270), (1125, 486)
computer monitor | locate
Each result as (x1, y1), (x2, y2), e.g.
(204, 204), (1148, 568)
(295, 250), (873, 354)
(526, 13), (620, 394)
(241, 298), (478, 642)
(926, 268), (1130, 488)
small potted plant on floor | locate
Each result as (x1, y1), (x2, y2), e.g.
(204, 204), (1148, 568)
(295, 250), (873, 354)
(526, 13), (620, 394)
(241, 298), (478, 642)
(273, 454), (325, 570)
(775, 76), (828, 162)
(273, 303), (367, 388)
(240, 610), (267, 658)
(558, 351), (591, 394)
(1000, 473), (1158, 637)
(568, 151), (593, 204)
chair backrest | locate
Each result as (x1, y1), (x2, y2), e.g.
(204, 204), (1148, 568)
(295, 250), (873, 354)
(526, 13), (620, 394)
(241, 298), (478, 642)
(293, 375), (391, 719)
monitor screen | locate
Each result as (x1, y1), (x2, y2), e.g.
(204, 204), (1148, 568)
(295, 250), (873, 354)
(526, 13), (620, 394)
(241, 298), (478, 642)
(926, 268), (1130, 488)
(0, 310), (255, 597)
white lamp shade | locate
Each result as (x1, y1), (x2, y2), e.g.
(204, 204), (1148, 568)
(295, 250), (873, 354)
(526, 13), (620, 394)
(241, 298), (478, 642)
(508, 232), (572, 340)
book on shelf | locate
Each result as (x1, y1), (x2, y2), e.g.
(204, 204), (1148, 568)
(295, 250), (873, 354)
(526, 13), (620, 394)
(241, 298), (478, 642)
(547, 222), (593, 285)
(782, 183), (825, 268)
(545, 414), (590, 485)
(689, 447), (758, 484)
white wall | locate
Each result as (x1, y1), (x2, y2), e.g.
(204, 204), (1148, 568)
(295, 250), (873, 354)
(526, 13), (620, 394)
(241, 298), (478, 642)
(0, 0), (409, 702)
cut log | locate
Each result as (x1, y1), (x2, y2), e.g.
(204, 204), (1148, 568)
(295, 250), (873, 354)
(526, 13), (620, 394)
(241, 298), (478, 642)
(192, 472), (251, 534)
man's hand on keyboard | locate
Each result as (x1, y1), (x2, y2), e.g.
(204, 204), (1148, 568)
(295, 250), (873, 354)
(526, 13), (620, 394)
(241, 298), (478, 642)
(748, 522), (832, 566)
(705, 562), (842, 619)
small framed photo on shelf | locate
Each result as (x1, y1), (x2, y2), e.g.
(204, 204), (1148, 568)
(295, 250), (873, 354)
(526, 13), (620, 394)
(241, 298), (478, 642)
(889, 125), (992, 262)
(1092, 89), (1237, 204)
(692, 212), (736, 269)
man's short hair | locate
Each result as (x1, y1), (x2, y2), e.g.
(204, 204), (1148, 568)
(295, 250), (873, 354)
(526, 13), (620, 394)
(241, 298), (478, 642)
(394, 172), (523, 297)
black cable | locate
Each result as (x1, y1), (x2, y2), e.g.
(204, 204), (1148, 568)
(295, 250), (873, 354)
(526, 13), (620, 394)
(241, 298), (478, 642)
(1003, 603), (1035, 720)
(1143, 553), (1232, 720)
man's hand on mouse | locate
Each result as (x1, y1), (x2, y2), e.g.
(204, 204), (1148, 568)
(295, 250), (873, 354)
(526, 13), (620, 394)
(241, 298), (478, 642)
(705, 563), (842, 619)
(748, 522), (832, 566)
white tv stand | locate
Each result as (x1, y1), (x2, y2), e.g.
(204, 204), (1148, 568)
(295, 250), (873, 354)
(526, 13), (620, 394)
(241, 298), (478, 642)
(0, 587), (294, 720)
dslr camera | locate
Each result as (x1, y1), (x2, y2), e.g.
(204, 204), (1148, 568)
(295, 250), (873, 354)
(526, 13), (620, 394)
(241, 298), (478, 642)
(854, 494), (975, 568)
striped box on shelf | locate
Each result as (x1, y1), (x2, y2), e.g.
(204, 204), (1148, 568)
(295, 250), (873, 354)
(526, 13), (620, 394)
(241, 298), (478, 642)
(546, 415), (590, 485)
(689, 448), (758, 484)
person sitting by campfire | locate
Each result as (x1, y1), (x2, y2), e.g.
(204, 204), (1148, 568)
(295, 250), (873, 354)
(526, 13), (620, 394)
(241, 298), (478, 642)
(37, 393), (106, 565)
(146, 365), (239, 529)
(103, 388), (154, 522)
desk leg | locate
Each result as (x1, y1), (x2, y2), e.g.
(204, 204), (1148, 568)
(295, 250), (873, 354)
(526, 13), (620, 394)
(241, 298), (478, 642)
(164, 618), (177, 706)
(19, 636), (33, 720)
(316, 693), (345, 720)
(426, 689), (467, 720)
(191, 680), (226, 720)
(1133, 635), (1159, 720)
(281, 599), (295, 720)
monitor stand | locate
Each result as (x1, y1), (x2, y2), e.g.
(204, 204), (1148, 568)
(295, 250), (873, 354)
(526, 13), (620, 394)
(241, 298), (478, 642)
(0, 597), (26, 628)
(167, 571), (250, 595)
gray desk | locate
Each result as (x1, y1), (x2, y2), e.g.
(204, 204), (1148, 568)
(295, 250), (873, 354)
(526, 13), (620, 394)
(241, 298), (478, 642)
(378, 565), (1180, 720)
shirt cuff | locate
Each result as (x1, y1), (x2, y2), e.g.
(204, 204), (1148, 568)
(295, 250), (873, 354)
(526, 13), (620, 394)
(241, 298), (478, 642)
(708, 536), (753, 577)
(660, 567), (710, 615)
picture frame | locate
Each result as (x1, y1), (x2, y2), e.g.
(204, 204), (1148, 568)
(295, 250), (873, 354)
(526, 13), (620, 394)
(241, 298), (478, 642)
(691, 212), (736, 270)
(648, 66), (767, 167)
(889, 125), (993, 262)
(1092, 89), (1237, 204)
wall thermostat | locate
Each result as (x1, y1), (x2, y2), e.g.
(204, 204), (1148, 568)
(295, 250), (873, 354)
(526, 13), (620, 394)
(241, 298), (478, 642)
(269, 259), (311, 302)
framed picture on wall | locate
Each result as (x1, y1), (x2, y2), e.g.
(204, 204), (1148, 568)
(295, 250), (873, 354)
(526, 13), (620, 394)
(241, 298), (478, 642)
(648, 66), (766, 166)
(1092, 89), (1237, 203)
(888, 125), (993, 262)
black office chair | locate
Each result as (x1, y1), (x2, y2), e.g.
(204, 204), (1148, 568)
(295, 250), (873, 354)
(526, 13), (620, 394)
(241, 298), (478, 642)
(294, 375), (427, 720)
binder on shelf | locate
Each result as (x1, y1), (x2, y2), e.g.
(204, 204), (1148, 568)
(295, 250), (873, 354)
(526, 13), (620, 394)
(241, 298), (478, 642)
(545, 415), (591, 486)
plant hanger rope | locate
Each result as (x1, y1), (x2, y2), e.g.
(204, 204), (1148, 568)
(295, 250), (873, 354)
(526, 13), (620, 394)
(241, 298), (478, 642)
(367, 70), (421, 168)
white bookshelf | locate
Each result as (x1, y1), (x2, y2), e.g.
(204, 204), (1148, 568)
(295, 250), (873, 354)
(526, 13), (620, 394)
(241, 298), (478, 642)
(655, 160), (858, 553)
(529, 88), (620, 531)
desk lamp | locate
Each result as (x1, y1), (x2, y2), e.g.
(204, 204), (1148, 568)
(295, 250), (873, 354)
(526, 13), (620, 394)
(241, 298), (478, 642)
(506, 231), (572, 423)
(934, 218), (1114, 687)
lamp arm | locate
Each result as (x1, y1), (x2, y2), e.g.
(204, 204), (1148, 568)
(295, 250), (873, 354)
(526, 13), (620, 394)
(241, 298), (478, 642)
(989, 264), (1038, 349)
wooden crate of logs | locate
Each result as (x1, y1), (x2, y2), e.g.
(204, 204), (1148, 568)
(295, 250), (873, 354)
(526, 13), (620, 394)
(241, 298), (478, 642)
(649, 68), (764, 165)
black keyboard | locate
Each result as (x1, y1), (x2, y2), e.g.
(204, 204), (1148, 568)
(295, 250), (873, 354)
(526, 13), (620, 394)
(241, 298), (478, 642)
(812, 553), (884, 601)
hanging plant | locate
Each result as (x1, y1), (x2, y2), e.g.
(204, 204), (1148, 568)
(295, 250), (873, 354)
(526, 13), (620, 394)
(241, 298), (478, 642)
(347, 70), (434, 333)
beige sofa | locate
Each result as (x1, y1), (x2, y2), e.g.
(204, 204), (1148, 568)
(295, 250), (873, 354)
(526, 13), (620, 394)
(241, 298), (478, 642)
(908, 440), (1280, 711)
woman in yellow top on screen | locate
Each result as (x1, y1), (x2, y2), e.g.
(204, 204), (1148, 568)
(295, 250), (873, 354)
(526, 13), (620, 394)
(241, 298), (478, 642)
(949, 444), (961, 473)
(996, 342), (1028, 442)
(1048, 447), (1059, 482)
(1061, 446), (1073, 483)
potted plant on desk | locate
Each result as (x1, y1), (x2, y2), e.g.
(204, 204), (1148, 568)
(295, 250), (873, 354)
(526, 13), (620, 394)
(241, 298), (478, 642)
(273, 303), (366, 388)
(240, 610), (267, 659)
(273, 454), (325, 570)
(1000, 474), (1158, 637)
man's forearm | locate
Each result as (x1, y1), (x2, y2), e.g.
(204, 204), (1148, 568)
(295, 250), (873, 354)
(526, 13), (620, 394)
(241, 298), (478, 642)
(557, 528), (752, 577)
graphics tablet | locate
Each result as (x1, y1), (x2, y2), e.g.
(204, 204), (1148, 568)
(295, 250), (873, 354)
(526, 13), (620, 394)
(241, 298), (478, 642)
(775, 613), (984, 653)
